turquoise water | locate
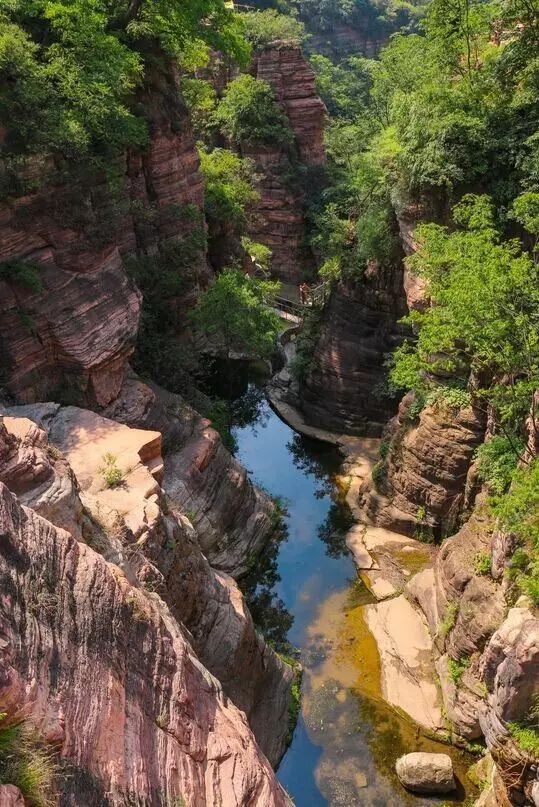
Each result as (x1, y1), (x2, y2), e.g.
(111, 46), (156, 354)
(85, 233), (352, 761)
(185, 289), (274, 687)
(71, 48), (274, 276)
(231, 384), (476, 807)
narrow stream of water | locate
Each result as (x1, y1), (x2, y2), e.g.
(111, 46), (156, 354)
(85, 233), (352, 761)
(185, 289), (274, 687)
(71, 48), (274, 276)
(228, 374), (477, 807)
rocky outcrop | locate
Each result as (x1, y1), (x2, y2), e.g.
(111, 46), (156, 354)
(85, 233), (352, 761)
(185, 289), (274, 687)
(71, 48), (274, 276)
(0, 480), (288, 806)
(359, 396), (486, 537)
(103, 374), (275, 578)
(253, 46), (326, 167)
(0, 62), (208, 406)
(0, 400), (293, 767)
(299, 266), (408, 437)
(245, 43), (326, 282)
(480, 604), (539, 806)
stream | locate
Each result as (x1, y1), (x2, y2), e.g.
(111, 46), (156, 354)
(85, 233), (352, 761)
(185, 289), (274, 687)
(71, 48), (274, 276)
(220, 367), (477, 807)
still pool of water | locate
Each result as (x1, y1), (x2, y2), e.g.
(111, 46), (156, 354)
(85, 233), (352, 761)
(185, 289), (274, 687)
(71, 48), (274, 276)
(231, 383), (477, 807)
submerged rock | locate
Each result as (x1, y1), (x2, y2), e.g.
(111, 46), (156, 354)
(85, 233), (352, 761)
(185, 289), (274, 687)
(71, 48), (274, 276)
(396, 752), (456, 794)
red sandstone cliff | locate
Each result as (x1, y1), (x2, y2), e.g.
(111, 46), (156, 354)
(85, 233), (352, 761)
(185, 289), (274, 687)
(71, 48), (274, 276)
(0, 407), (292, 802)
(0, 479), (288, 806)
(0, 63), (208, 406)
(245, 43), (326, 282)
(299, 262), (408, 436)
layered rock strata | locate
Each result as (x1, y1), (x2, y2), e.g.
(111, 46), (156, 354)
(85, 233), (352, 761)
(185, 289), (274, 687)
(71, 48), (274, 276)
(0, 62), (208, 406)
(102, 374), (275, 578)
(300, 264), (408, 437)
(0, 400), (293, 768)
(0, 479), (289, 805)
(359, 396), (486, 537)
(245, 43), (326, 282)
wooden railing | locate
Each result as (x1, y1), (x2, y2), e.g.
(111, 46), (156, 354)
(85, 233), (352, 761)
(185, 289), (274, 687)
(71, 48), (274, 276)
(272, 281), (330, 320)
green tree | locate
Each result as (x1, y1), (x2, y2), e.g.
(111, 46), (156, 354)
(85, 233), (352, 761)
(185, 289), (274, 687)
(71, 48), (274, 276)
(242, 9), (304, 49)
(390, 195), (539, 438)
(191, 268), (280, 363)
(213, 74), (293, 147)
(199, 148), (258, 231)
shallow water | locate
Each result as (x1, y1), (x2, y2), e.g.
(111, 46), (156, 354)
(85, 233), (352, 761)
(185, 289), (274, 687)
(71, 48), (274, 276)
(231, 383), (477, 807)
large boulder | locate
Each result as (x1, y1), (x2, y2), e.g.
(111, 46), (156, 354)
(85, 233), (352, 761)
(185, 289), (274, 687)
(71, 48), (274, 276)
(396, 752), (456, 794)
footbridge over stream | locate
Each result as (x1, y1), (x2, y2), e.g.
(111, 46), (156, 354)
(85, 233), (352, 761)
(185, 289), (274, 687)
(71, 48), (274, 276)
(272, 281), (330, 322)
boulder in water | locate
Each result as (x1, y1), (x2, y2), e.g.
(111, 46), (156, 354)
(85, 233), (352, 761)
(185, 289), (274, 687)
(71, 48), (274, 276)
(396, 752), (456, 794)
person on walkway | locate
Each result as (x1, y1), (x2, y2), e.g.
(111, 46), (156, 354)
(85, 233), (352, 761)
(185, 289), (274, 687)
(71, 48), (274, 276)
(299, 282), (310, 305)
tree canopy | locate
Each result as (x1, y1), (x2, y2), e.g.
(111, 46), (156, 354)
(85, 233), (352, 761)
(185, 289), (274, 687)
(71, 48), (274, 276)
(213, 73), (293, 147)
(0, 0), (249, 163)
(191, 268), (280, 361)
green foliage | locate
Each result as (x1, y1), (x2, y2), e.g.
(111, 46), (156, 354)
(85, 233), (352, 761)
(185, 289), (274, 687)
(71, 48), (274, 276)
(191, 268), (280, 360)
(251, 0), (427, 47)
(127, 228), (208, 401)
(242, 9), (304, 49)
(241, 237), (272, 271)
(447, 655), (470, 685)
(426, 385), (471, 413)
(0, 713), (56, 807)
(311, 54), (375, 120)
(199, 148), (258, 231)
(439, 602), (459, 639)
(181, 78), (217, 138)
(0, 260), (42, 292)
(473, 552), (492, 577)
(475, 436), (524, 495)
(290, 309), (322, 383)
(367, 2), (539, 208)
(371, 460), (386, 492)
(507, 722), (539, 757)
(379, 439), (390, 460)
(390, 195), (539, 433)
(100, 453), (123, 488)
(278, 653), (302, 746)
(0, 0), (248, 164)
(493, 460), (539, 607)
(213, 74), (293, 147)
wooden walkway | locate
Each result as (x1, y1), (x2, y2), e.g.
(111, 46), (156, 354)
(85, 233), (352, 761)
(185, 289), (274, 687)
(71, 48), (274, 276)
(273, 281), (330, 319)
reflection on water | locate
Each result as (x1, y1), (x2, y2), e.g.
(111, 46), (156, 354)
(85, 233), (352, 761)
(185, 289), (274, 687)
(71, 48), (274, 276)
(230, 378), (476, 807)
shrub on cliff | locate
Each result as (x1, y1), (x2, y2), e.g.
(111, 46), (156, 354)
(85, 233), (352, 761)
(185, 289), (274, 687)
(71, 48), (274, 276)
(213, 74), (293, 148)
(390, 194), (539, 440)
(0, 713), (56, 807)
(242, 9), (305, 49)
(199, 148), (259, 231)
(191, 267), (280, 362)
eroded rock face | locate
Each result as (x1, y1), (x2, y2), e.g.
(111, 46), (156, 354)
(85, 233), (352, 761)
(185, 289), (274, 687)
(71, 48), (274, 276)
(0, 402), (293, 767)
(0, 415), (83, 540)
(359, 399), (486, 537)
(245, 43), (326, 282)
(0, 62), (208, 406)
(480, 605), (539, 806)
(0, 482), (288, 806)
(104, 375), (275, 578)
(300, 267), (408, 436)
(253, 45), (326, 167)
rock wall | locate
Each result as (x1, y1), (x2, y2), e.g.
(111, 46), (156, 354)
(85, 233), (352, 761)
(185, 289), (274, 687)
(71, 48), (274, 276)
(307, 24), (380, 59)
(0, 404), (293, 802)
(299, 262), (408, 436)
(245, 43), (326, 282)
(0, 62), (208, 406)
(0, 394), (294, 770)
(0, 479), (288, 806)
(359, 395), (486, 537)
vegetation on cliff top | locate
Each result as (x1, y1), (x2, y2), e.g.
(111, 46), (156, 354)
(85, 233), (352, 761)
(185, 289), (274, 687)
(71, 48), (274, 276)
(0, 0), (248, 167)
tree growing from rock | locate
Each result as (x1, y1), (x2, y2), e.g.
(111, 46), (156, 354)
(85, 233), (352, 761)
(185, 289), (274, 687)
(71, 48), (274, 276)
(191, 268), (280, 364)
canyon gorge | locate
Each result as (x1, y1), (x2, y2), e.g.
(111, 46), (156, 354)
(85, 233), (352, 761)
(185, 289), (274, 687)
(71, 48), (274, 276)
(0, 1), (538, 806)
